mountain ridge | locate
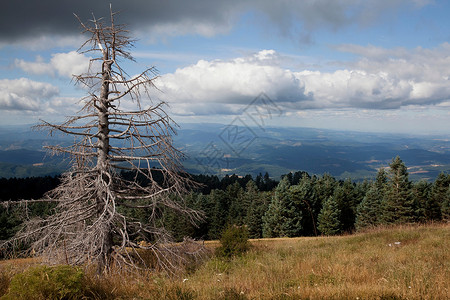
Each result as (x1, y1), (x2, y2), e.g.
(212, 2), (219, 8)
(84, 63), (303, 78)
(0, 123), (449, 180)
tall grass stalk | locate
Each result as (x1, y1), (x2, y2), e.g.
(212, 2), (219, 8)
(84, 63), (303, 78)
(183, 224), (449, 299)
(1, 223), (448, 299)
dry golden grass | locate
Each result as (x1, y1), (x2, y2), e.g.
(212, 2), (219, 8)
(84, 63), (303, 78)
(1, 223), (449, 299)
(182, 223), (450, 299)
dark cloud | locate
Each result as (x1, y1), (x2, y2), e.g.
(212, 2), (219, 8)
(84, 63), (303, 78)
(0, 0), (241, 43)
(0, 0), (420, 44)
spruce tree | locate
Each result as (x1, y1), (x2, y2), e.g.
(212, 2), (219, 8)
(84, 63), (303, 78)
(355, 168), (386, 230)
(262, 194), (285, 238)
(413, 180), (433, 223)
(185, 192), (210, 239)
(381, 156), (415, 224)
(431, 172), (450, 220)
(312, 174), (336, 233)
(353, 179), (371, 207)
(280, 186), (303, 237)
(227, 182), (245, 225)
(318, 196), (342, 235)
(244, 181), (267, 239)
(334, 178), (357, 232)
(375, 167), (388, 192)
(289, 173), (316, 236)
(441, 186), (450, 221)
(262, 177), (290, 237)
(355, 183), (382, 230)
(315, 174), (337, 203)
(209, 189), (230, 239)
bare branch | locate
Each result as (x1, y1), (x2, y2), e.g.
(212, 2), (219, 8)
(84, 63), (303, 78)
(2, 8), (204, 275)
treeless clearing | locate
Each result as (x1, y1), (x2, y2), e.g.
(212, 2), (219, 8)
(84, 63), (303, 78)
(1, 223), (449, 299)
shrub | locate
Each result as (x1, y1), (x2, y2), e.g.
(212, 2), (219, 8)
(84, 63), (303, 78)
(215, 225), (250, 259)
(1, 265), (85, 300)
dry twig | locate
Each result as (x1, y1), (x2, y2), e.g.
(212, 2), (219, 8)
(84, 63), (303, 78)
(1, 7), (204, 274)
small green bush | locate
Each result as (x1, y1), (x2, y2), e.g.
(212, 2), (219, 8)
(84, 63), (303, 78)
(1, 265), (85, 300)
(215, 225), (250, 259)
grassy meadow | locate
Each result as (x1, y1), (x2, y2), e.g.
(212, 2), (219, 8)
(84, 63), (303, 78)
(1, 223), (449, 299)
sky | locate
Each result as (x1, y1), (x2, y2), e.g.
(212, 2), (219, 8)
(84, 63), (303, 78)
(0, 0), (450, 135)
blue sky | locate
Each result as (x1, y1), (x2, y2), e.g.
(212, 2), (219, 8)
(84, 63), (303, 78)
(1, 0), (449, 135)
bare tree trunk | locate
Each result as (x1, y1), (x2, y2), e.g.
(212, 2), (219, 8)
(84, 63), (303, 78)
(96, 48), (112, 273)
(1, 8), (205, 275)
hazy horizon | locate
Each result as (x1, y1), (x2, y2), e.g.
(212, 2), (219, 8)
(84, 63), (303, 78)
(1, 1), (449, 135)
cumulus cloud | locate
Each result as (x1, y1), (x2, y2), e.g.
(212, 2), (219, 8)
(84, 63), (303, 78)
(0, 0), (427, 46)
(155, 50), (309, 115)
(154, 45), (450, 115)
(0, 78), (59, 111)
(326, 43), (450, 107)
(15, 51), (90, 78)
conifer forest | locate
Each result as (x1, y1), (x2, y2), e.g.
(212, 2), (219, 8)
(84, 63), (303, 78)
(2, 156), (449, 244)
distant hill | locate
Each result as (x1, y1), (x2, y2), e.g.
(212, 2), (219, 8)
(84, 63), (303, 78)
(178, 123), (450, 181)
(0, 123), (449, 180)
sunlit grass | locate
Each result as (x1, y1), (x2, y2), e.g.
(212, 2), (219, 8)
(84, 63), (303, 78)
(1, 223), (449, 299)
(184, 223), (449, 299)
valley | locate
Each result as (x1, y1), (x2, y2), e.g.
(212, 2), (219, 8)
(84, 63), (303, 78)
(1, 123), (449, 181)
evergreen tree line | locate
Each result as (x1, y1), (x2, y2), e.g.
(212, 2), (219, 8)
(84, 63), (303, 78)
(0, 172), (275, 241)
(1, 156), (449, 242)
(160, 156), (450, 240)
(0, 176), (61, 241)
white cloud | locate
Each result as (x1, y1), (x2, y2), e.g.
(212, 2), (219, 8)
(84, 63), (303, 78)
(0, 78), (59, 111)
(296, 69), (415, 109)
(330, 43), (450, 107)
(14, 56), (54, 76)
(155, 50), (309, 115)
(154, 44), (450, 116)
(15, 51), (91, 78)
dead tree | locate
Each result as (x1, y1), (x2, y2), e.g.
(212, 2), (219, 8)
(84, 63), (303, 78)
(1, 9), (203, 273)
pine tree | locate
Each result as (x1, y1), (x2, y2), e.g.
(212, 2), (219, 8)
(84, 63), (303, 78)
(227, 182), (245, 225)
(334, 178), (357, 232)
(209, 189), (230, 239)
(441, 186), (450, 221)
(318, 196), (342, 235)
(184, 192), (210, 240)
(355, 183), (382, 230)
(353, 179), (370, 207)
(312, 174), (336, 234)
(0, 206), (22, 241)
(289, 173), (315, 236)
(281, 193), (303, 237)
(262, 177), (291, 237)
(292, 171), (308, 186)
(262, 194), (285, 238)
(381, 156), (414, 224)
(413, 180), (433, 223)
(375, 167), (388, 191)
(244, 181), (267, 239)
(355, 168), (386, 230)
(431, 172), (450, 220)
(314, 174), (337, 207)
(263, 172), (277, 191)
